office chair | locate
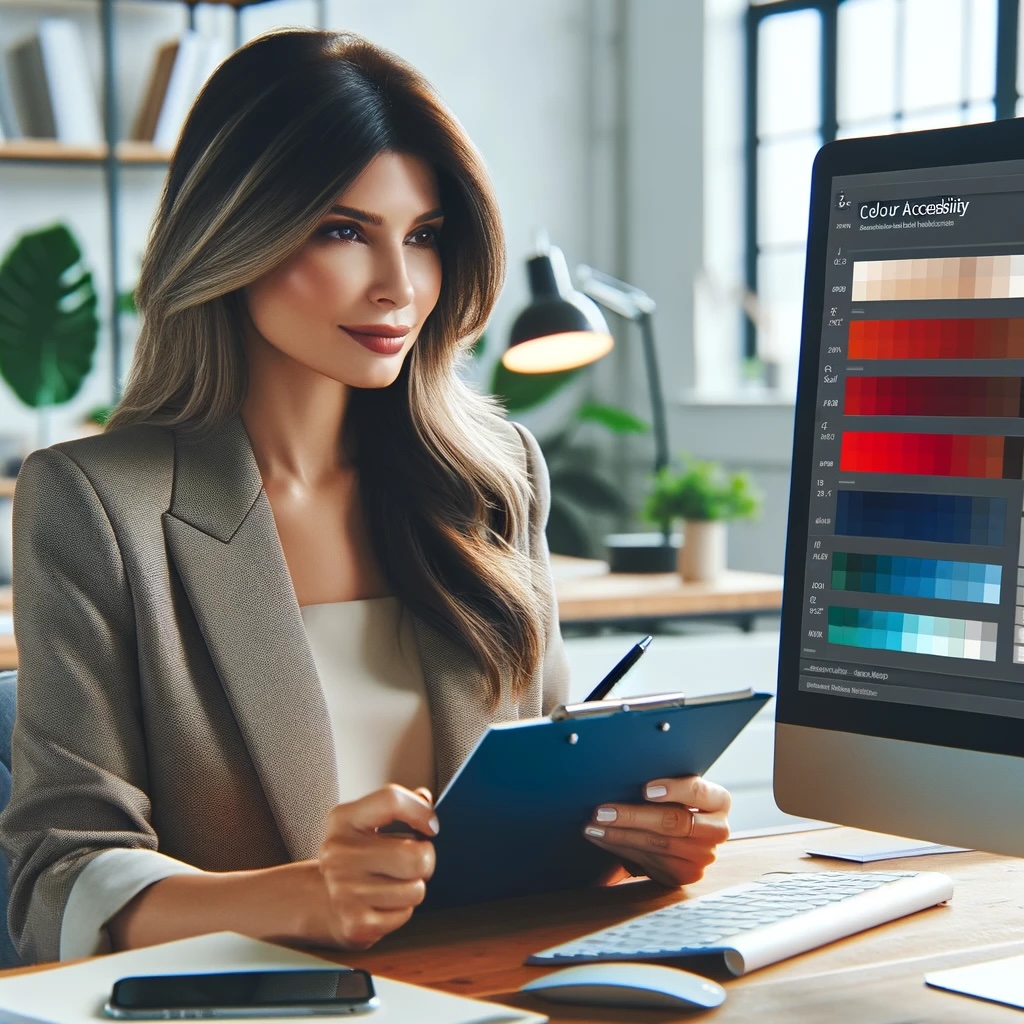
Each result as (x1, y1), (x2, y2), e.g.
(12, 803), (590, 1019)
(0, 670), (21, 967)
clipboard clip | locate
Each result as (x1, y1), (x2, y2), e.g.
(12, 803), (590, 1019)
(551, 691), (689, 721)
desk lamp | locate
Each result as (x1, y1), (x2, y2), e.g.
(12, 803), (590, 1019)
(505, 238), (676, 572)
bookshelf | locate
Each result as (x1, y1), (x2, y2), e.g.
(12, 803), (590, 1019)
(0, 0), (321, 398)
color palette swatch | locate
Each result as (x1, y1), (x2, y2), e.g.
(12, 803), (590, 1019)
(852, 255), (1024, 302)
(828, 606), (997, 661)
(840, 432), (1024, 479)
(845, 377), (1023, 417)
(848, 318), (1024, 359)
(835, 491), (1006, 546)
(831, 552), (1001, 604)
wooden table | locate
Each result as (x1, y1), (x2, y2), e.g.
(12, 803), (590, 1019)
(551, 555), (784, 632)
(3, 826), (1020, 1021)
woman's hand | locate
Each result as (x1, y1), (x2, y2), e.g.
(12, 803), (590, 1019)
(582, 775), (731, 887)
(317, 784), (438, 950)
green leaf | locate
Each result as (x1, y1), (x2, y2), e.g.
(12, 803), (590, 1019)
(0, 224), (99, 409)
(549, 466), (630, 514)
(545, 497), (596, 557)
(488, 359), (579, 412)
(118, 288), (137, 315)
(642, 454), (764, 526)
(576, 401), (649, 434)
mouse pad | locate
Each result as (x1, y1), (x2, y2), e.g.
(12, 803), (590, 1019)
(422, 691), (770, 909)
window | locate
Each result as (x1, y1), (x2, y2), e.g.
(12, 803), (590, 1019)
(742, 0), (1019, 392)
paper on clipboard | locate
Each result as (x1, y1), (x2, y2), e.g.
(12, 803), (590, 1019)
(423, 688), (771, 910)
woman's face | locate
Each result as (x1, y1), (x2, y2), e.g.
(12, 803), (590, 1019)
(244, 151), (444, 389)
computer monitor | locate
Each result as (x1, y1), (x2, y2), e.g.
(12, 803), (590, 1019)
(774, 117), (1024, 855)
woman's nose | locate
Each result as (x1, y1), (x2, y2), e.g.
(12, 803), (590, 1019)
(368, 246), (416, 308)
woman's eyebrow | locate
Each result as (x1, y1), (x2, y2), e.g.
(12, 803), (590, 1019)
(329, 204), (444, 226)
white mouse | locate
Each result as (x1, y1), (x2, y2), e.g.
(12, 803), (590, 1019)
(520, 962), (727, 1011)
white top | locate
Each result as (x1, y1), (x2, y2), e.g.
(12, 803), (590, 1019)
(59, 597), (433, 959)
(301, 596), (434, 804)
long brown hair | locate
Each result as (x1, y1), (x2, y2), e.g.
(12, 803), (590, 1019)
(107, 29), (545, 705)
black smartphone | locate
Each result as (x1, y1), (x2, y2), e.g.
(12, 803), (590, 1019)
(104, 968), (378, 1019)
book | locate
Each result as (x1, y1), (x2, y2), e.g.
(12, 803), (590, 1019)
(132, 39), (178, 142)
(0, 931), (548, 1024)
(37, 18), (103, 143)
(6, 20), (102, 143)
(7, 34), (54, 139)
(0, 58), (20, 139)
(152, 31), (208, 151)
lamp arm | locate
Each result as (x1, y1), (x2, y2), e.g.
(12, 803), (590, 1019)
(638, 310), (671, 477)
(577, 265), (657, 318)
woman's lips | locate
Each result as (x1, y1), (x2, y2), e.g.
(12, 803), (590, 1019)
(340, 328), (408, 355)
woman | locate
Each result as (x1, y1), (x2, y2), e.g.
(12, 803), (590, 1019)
(0, 28), (730, 965)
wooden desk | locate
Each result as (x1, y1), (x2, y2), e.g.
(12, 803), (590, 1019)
(4, 826), (1020, 1021)
(552, 555), (784, 632)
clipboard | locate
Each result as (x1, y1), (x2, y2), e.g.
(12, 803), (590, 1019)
(422, 688), (771, 909)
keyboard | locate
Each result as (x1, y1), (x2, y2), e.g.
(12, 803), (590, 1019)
(527, 869), (954, 976)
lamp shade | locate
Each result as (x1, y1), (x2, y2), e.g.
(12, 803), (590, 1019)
(503, 247), (614, 373)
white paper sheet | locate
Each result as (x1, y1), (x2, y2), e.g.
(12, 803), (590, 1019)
(0, 931), (547, 1024)
(925, 952), (1024, 1009)
(806, 832), (971, 863)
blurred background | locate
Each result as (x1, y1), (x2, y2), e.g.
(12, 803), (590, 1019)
(0, 0), (1017, 829)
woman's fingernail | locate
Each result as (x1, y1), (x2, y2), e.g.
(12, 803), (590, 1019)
(646, 784), (669, 799)
(595, 806), (617, 823)
(427, 815), (440, 835)
(584, 826), (606, 839)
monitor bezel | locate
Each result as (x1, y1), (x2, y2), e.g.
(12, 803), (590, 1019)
(777, 117), (1024, 760)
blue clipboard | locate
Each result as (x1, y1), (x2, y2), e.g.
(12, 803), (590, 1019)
(422, 688), (771, 909)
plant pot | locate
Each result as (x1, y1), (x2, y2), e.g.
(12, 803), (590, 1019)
(604, 532), (681, 573)
(678, 520), (727, 582)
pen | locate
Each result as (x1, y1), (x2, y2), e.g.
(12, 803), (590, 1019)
(584, 635), (653, 701)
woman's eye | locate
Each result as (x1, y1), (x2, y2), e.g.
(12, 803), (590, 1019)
(409, 226), (440, 246)
(322, 223), (360, 242)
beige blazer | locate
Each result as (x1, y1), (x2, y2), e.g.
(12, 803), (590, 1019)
(0, 414), (569, 964)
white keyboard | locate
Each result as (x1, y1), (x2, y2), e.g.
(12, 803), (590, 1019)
(528, 870), (953, 976)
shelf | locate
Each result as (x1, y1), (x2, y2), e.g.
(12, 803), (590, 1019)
(0, 140), (172, 165)
(143, 0), (286, 6)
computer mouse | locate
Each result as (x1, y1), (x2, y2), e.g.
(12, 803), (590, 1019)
(520, 961), (727, 1011)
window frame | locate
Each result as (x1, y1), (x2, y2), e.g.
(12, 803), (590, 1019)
(742, 0), (1021, 364)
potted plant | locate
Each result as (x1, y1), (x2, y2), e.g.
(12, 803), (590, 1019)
(643, 455), (762, 581)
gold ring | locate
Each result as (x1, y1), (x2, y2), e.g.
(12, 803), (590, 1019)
(685, 810), (696, 839)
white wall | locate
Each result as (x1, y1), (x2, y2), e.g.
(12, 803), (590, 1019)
(606, 0), (793, 573)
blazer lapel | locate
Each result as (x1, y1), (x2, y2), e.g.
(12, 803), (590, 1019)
(161, 415), (338, 860)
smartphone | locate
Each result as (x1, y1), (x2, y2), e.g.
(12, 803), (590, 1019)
(103, 968), (378, 1019)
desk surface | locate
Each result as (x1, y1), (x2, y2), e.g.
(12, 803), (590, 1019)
(341, 825), (1024, 1022)
(7, 826), (1020, 1022)
(551, 555), (784, 625)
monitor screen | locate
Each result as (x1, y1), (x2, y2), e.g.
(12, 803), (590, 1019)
(775, 119), (1024, 852)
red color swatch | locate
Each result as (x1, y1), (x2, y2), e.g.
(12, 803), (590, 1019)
(840, 432), (1007, 478)
(844, 377), (1021, 417)
(848, 319), (1024, 359)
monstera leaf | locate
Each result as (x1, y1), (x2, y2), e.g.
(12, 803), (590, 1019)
(0, 224), (99, 409)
